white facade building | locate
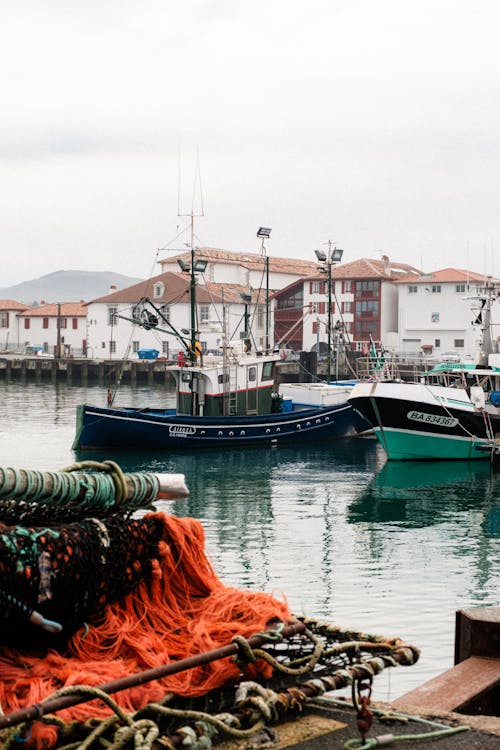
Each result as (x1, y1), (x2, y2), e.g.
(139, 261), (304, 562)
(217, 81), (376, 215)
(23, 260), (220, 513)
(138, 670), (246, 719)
(17, 302), (87, 356)
(86, 271), (271, 361)
(0, 300), (30, 351)
(159, 247), (319, 290)
(395, 268), (500, 359)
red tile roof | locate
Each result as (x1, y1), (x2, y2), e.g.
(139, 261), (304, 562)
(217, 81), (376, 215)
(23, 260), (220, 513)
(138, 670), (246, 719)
(19, 302), (87, 317)
(394, 267), (496, 284)
(88, 271), (263, 306)
(0, 299), (30, 311)
(159, 247), (319, 276)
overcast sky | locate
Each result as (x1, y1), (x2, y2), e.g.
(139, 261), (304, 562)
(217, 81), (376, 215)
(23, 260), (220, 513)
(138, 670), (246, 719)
(1, 0), (499, 287)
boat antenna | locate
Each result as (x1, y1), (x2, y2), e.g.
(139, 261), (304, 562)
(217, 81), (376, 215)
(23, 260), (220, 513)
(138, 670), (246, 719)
(178, 151), (206, 360)
(257, 227), (272, 352)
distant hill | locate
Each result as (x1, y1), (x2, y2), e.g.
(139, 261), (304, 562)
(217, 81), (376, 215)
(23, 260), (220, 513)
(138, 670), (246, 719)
(0, 270), (144, 306)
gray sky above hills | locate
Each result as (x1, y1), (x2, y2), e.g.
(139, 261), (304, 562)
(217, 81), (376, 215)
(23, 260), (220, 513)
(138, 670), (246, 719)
(2, 0), (499, 287)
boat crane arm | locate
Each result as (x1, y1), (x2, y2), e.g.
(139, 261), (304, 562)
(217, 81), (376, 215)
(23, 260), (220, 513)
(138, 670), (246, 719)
(116, 297), (191, 351)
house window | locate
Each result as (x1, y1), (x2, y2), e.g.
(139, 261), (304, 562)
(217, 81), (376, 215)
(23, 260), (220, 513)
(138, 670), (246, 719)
(355, 300), (379, 316)
(0, 312), (8, 327)
(454, 339), (465, 348)
(311, 301), (326, 314)
(435, 339), (440, 348)
(431, 312), (440, 322)
(153, 282), (164, 298)
(200, 305), (209, 324)
(109, 341), (116, 353)
(455, 284), (465, 293)
(355, 280), (379, 296)
(72, 318), (78, 329)
(342, 280), (353, 293)
(257, 305), (265, 327)
(309, 280), (326, 294)
(107, 307), (118, 325)
(24, 319), (30, 329)
(342, 301), (352, 313)
(408, 285), (417, 294)
(431, 285), (441, 293)
(132, 341), (140, 352)
(312, 321), (319, 334)
(162, 341), (169, 355)
(159, 305), (170, 322)
(60, 318), (67, 329)
(43, 317), (49, 329)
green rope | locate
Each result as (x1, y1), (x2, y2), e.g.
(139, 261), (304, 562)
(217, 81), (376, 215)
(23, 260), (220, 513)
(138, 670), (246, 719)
(312, 696), (471, 749)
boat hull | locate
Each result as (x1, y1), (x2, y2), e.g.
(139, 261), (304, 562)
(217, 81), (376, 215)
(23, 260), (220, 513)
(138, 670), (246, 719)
(348, 381), (499, 460)
(74, 401), (368, 450)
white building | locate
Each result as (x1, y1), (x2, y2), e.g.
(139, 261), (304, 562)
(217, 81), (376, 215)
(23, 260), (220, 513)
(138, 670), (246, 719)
(395, 268), (500, 358)
(86, 271), (271, 360)
(158, 247), (319, 289)
(17, 302), (87, 356)
(0, 300), (30, 351)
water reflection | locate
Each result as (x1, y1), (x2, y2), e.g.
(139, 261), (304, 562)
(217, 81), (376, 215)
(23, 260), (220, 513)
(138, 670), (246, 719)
(348, 459), (496, 527)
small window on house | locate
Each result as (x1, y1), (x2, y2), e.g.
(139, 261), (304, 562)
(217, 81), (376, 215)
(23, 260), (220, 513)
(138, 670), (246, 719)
(101, 341), (106, 349)
(431, 285), (441, 293)
(72, 318), (78, 329)
(0, 312), (8, 327)
(200, 306), (209, 323)
(109, 341), (116, 353)
(153, 283), (164, 298)
(162, 341), (169, 355)
(312, 321), (319, 334)
(408, 285), (417, 293)
(455, 284), (465, 293)
(24, 319), (30, 329)
(435, 339), (440, 348)
(454, 339), (465, 348)
(43, 317), (49, 329)
(107, 307), (118, 325)
(431, 312), (440, 323)
(159, 305), (170, 321)
(132, 341), (140, 352)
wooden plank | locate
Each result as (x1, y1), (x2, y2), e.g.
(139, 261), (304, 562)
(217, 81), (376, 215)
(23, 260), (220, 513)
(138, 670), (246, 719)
(455, 607), (500, 663)
(393, 656), (500, 713)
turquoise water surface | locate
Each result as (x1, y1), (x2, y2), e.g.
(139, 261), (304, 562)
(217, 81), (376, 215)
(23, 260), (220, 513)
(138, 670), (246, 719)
(1, 380), (498, 701)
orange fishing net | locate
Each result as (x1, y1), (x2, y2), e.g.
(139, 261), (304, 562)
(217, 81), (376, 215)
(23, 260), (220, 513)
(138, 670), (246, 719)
(0, 512), (290, 744)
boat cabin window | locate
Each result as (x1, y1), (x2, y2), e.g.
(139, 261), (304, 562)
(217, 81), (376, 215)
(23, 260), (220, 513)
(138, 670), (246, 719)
(262, 362), (274, 380)
(248, 366), (257, 382)
(181, 372), (192, 383)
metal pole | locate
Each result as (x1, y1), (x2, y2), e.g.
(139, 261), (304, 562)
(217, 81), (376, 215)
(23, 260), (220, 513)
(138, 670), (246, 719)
(265, 255), (270, 353)
(327, 262), (332, 383)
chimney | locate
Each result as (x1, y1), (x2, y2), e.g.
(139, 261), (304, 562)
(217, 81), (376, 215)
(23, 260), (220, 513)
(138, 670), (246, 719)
(381, 255), (390, 275)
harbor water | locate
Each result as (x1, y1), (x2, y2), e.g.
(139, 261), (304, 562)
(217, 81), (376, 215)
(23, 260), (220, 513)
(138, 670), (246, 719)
(1, 380), (499, 702)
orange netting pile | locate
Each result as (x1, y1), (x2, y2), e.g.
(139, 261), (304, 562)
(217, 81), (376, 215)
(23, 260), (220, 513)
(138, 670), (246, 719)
(0, 512), (290, 745)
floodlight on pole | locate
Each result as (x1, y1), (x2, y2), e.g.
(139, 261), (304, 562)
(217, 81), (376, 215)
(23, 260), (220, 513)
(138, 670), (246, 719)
(313, 241), (345, 383)
(257, 227), (272, 238)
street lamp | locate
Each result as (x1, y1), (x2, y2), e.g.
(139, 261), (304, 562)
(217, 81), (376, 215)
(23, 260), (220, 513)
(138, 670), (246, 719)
(314, 243), (344, 383)
(177, 253), (208, 358)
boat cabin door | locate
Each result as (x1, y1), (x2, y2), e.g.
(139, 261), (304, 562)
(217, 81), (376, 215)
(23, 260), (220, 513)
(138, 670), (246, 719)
(244, 364), (259, 415)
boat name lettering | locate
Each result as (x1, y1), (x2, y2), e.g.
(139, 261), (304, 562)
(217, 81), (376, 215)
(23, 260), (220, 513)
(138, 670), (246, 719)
(168, 425), (196, 437)
(407, 411), (458, 427)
